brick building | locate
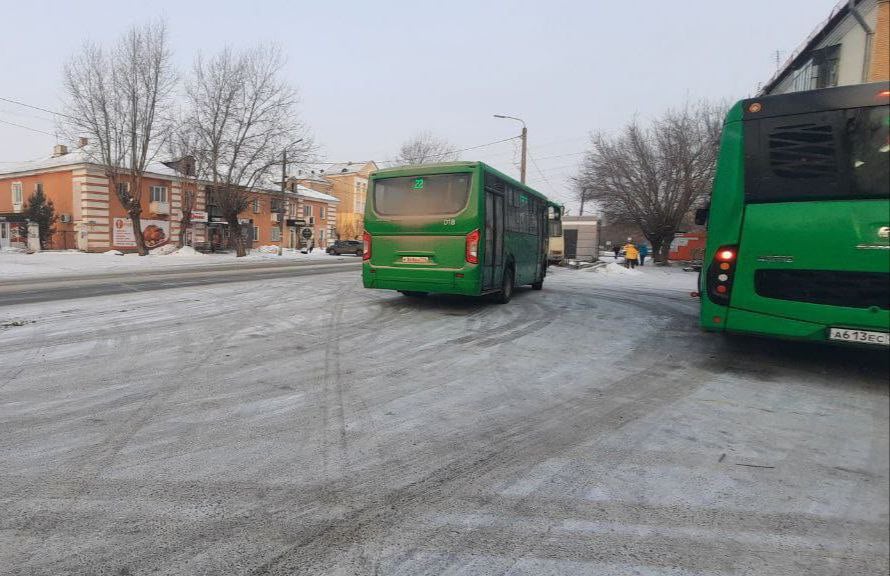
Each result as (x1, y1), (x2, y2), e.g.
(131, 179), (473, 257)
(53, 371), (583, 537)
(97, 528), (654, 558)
(0, 143), (339, 252)
(294, 161), (377, 240)
(762, 0), (889, 95)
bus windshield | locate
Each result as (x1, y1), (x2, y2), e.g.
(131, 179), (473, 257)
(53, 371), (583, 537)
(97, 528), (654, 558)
(373, 173), (471, 216)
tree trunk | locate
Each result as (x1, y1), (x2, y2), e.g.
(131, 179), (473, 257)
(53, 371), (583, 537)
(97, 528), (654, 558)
(227, 218), (247, 257)
(130, 210), (149, 256)
(178, 216), (191, 248)
(650, 235), (672, 264)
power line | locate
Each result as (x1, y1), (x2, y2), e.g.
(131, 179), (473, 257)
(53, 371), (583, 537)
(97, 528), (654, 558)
(0, 96), (74, 120)
(0, 118), (56, 138)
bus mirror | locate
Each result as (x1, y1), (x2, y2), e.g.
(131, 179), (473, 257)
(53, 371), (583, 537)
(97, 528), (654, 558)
(694, 208), (709, 226)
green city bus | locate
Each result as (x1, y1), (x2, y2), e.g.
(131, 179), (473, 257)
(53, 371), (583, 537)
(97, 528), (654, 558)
(700, 81), (889, 346)
(362, 161), (561, 303)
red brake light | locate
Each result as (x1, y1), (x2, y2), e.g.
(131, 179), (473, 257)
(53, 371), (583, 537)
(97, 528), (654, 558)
(717, 249), (736, 261)
(465, 229), (480, 264)
(878, 90), (890, 100)
(362, 231), (371, 261)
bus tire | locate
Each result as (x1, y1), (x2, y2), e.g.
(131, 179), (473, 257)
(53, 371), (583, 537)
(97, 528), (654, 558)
(495, 268), (514, 304)
(531, 278), (543, 290)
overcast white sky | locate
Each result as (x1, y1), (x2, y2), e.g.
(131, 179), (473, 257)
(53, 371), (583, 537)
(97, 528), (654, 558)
(0, 0), (837, 208)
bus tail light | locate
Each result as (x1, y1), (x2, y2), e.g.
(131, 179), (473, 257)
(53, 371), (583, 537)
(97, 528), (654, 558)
(466, 229), (480, 264)
(362, 231), (371, 261)
(707, 245), (738, 305)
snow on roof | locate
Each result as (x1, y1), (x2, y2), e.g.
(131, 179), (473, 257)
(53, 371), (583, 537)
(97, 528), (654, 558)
(294, 184), (339, 203)
(317, 161), (376, 176)
(0, 145), (180, 178)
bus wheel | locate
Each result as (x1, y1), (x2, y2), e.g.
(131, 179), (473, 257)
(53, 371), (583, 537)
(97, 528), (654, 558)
(495, 268), (514, 304)
(532, 278), (543, 290)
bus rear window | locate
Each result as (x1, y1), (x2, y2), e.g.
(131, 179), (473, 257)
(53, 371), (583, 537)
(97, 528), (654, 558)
(373, 173), (471, 216)
(745, 106), (889, 202)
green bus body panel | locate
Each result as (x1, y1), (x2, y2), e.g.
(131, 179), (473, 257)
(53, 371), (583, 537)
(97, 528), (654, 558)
(701, 92), (890, 342)
(700, 106), (745, 329)
(726, 200), (890, 336)
(362, 162), (555, 297)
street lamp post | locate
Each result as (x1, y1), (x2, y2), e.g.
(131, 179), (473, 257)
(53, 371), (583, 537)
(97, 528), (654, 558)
(493, 114), (527, 184)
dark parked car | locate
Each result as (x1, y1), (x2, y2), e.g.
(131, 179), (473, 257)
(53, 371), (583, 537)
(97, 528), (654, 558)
(327, 240), (364, 256)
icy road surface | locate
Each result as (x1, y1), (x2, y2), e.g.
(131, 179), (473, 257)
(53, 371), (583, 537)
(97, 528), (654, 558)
(1, 266), (887, 575)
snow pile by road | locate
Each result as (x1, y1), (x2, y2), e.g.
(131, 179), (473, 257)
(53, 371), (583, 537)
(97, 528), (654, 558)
(166, 246), (202, 257)
(0, 246), (343, 280)
(556, 261), (698, 293)
(591, 262), (643, 276)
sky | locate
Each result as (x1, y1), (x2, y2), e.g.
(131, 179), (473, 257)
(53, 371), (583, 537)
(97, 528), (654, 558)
(0, 0), (838, 210)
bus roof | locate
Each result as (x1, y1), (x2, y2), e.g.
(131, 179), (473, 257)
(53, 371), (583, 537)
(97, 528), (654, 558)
(371, 161), (557, 205)
(738, 81), (889, 121)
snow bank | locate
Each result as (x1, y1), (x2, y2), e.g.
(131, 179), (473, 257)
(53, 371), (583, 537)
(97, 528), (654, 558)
(166, 246), (202, 257)
(593, 262), (643, 276)
(151, 244), (179, 256)
(102, 250), (124, 256)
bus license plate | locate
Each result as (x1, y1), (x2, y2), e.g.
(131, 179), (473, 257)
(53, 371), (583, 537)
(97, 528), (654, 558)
(401, 256), (429, 264)
(828, 328), (890, 346)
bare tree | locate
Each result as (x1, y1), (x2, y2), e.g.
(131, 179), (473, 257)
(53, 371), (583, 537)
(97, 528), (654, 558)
(185, 45), (311, 257)
(395, 131), (460, 166)
(63, 20), (175, 255)
(166, 126), (202, 248)
(576, 102), (724, 262)
(570, 178), (596, 216)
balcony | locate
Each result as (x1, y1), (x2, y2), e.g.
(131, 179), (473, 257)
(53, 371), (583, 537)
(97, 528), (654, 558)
(150, 201), (170, 215)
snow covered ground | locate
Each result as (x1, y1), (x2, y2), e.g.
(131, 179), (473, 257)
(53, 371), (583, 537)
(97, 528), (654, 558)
(0, 266), (886, 575)
(0, 245), (354, 280)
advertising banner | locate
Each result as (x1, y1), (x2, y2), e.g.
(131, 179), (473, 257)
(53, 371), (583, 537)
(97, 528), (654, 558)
(112, 218), (171, 249)
(190, 210), (208, 223)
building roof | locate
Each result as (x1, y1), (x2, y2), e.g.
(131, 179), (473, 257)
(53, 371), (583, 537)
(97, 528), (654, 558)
(317, 161), (377, 177)
(0, 146), (181, 178)
(760, 0), (866, 95)
(294, 184), (339, 203)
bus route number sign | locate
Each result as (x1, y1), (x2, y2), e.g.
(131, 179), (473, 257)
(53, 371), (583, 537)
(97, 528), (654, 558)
(413, 178), (424, 190)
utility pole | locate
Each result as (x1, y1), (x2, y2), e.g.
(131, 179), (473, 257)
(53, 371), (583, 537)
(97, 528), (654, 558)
(278, 149), (287, 256)
(494, 114), (527, 184)
(278, 139), (304, 256)
(519, 124), (527, 184)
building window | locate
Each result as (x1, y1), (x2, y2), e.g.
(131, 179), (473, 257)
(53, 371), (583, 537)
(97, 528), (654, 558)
(11, 182), (22, 206)
(252, 199), (261, 214)
(252, 226), (259, 241)
(271, 198), (284, 213)
(150, 186), (167, 203)
(271, 227), (281, 241)
(319, 206), (325, 220)
(303, 205), (313, 218)
(813, 44), (840, 89)
(117, 182), (130, 197)
(35, 182), (44, 195)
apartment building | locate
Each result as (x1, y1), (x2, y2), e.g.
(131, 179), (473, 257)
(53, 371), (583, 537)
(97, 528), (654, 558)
(0, 143), (339, 252)
(762, 0), (889, 95)
(294, 161), (377, 240)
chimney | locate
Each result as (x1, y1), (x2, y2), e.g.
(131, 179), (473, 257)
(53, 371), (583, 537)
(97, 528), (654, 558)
(52, 144), (68, 157)
(78, 137), (89, 148)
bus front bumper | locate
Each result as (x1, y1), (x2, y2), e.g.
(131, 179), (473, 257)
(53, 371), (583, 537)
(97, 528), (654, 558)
(363, 264), (481, 296)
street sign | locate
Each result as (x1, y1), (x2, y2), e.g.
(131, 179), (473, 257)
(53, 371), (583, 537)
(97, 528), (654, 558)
(301, 227), (313, 239)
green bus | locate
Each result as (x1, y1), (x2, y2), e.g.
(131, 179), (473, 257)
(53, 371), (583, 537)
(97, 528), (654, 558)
(362, 161), (561, 303)
(699, 81), (889, 346)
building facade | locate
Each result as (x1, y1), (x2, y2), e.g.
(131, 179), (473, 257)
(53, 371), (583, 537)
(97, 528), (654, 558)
(0, 144), (339, 252)
(295, 161), (377, 240)
(762, 0), (889, 95)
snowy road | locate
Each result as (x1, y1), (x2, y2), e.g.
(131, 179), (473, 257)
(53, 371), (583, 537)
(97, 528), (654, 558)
(1, 267), (887, 575)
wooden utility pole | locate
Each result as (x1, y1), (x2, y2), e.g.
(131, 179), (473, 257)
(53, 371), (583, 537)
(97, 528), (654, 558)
(520, 125), (528, 184)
